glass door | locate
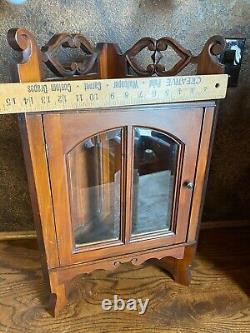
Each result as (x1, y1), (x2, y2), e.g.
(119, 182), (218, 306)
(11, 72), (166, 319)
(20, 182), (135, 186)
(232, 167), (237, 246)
(43, 106), (203, 266)
(66, 128), (123, 248)
(131, 127), (181, 238)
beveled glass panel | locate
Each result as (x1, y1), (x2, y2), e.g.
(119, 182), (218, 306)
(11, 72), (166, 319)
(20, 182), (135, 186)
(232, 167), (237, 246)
(132, 127), (179, 236)
(66, 128), (122, 248)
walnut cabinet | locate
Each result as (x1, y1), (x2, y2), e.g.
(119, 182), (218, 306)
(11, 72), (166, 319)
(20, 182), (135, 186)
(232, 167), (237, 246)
(7, 28), (225, 316)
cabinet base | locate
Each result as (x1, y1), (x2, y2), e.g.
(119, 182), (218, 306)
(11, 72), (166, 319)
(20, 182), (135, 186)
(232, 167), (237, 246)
(47, 272), (69, 317)
(156, 244), (196, 286)
(46, 244), (196, 316)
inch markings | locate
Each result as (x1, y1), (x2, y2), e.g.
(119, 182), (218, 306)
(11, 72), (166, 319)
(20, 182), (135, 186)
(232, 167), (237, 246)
(0, 74), (228, 115)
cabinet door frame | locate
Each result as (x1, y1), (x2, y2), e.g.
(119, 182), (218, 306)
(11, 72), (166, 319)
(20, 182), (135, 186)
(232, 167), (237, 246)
(65, 127), (126, 250)
(43, 104), (204, 266)
(125, 125), (184, 242)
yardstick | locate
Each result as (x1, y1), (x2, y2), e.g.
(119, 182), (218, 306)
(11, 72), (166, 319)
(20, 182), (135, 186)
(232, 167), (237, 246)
(0, 74), (228, 115)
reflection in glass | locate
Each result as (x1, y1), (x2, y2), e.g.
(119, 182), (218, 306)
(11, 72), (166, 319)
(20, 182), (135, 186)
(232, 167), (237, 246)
(132, 128), (179, 236)
(67, 129), (122, 247)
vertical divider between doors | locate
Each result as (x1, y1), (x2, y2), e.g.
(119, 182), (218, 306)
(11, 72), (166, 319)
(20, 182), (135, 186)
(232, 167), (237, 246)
(124, 126), (134, 244)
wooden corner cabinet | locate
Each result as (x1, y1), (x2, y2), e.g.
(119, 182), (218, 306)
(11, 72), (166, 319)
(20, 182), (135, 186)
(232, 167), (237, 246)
(7, 28), (226, 316)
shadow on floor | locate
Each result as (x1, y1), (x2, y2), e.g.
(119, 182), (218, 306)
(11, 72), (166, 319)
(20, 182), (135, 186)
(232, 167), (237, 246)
(197, 226), (250, 297)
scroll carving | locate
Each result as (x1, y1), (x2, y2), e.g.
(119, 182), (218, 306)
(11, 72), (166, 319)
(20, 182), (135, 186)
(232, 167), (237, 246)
(125, 37), (193, 76)
(56, 246), (185, 285)
(40, 32), (225, 77)
(41, 33), (97, 77)
(9, 29), (225, 79)
(8, 28), (34, 61)
(7, 28), (43, 82)
(196, 35), (225, 74)
(110, 250), (180, 269)
(125, 35), (225, 76)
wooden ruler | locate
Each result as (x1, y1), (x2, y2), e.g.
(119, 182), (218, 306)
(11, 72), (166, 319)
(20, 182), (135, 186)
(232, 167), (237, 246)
(0, 74), (228, 115)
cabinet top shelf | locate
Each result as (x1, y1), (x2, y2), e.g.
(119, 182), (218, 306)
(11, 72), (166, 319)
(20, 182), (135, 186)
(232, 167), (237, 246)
(3, 28), (228, 115)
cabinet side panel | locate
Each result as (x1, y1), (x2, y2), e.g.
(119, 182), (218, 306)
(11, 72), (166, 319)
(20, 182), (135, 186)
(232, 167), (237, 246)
(7, 28), (59, 269)
(19, 114), (59, 269)
(188, 106), (216, 241)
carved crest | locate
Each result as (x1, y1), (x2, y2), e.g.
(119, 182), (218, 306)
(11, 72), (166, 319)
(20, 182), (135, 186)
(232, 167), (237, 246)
(125, 37), (193, 76)
(125, 35), (225, 76)
(8, 28), (225, 79)
(41, 33), (97, 77)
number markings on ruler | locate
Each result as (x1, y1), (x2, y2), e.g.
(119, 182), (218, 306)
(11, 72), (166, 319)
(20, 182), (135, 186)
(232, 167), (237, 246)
(0, 74), (228, 115)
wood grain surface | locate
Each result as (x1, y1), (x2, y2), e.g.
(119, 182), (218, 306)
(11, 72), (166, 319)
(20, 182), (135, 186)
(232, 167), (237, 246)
(0, 227), (249, 332)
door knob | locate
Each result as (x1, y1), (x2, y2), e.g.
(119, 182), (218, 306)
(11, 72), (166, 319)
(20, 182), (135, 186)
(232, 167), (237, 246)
(184, 181), (194, 190)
